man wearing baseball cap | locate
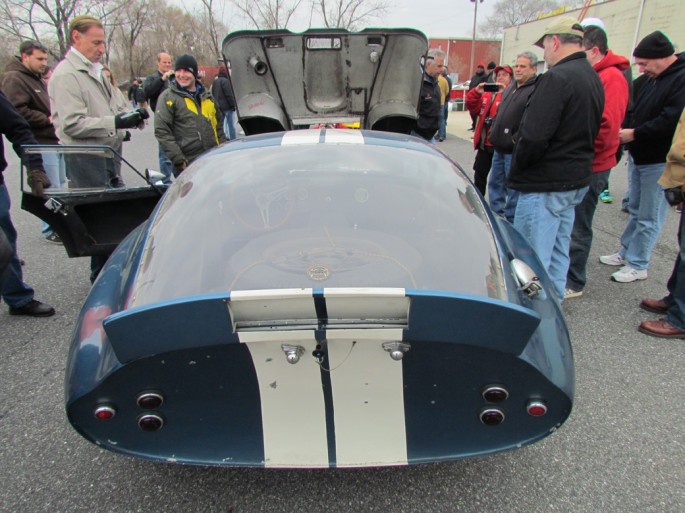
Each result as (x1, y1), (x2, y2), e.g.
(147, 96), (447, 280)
(465, 64), (513, 195)
(154, 54), (225, 177)
(508, 16), (604, 301)
(600, 31), (685, 285)
(564, 24), (630, 299)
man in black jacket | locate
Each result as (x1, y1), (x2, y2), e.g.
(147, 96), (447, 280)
(600, 32), (685, 283)
(143, 52), (174, 183)
(212, 67), (237, 140)
(411, 49), (443, 143)
(0, 90), (54, 317)
(487, 51), (538, 221)
(509, 17), (604, 301)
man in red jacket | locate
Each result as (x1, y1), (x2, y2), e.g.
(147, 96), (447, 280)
(565, 25), (629, 298)
(465, 65), (513, 195)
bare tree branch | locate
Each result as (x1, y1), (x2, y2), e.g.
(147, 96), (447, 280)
(479, 0), (566, 37)
(313, 0), (388, 30)
(231, 0), (306, 29)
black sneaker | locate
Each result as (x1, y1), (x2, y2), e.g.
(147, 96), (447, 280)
(44, 232), (62, 244)
(9, 299), (55, 317)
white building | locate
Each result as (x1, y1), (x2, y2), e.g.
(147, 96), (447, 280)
(500, 0), (685, 72)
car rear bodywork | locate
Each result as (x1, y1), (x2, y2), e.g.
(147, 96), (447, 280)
(64, 131), (573, 468)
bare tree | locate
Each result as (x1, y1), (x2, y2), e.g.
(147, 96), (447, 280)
(0, 0), (132, 59)
(136, 1), (218, 67)
(0, 0), (80, 58)
(231, 0), (306, 29)
(479, 0), (566, 37)
(313, 0), (388, 30)
(194, 0), (227, 61)
(89, 0), (135, 66)
(112, 0), (150, 78)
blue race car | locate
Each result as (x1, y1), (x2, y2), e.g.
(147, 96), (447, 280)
(22, 28), (573, 468)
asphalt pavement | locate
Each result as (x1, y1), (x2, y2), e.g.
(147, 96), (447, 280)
(0, 115), (683, 513)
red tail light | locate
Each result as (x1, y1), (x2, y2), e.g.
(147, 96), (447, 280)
(527, 401), (548, 417)
(94, 405), (116, 420)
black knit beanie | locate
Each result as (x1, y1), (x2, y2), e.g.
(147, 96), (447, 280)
(175, 54), (198, 77)
(633, 31), (675, 59)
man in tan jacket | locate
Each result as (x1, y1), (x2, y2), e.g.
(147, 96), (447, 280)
(639, 107), (685, 338)
(49, 15), (147, 282)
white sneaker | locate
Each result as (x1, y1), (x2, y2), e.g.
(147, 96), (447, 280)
(599, 252), (625, 266)
(564, 288), (583, 299)
(612, 266), (648, 283)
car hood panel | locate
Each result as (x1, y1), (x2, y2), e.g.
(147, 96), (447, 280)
(222, 28), (428, 134)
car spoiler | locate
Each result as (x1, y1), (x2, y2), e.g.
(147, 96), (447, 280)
(102, 288), (540, 364)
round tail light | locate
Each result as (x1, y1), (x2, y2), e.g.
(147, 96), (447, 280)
(527, 401), (548, 417)
(137, 392), (164, 409)
(482, 385), (509, 403)
(94, 405), (116, 420)
(138, 414), (164, 432)
(480, 408), (505, 426)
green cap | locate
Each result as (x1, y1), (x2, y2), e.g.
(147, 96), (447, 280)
(534, 16), (585, 48)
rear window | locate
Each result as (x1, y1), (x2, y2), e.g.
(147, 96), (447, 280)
(129, 143), (505, 306)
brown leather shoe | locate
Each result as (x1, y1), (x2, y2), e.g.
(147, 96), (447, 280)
(640, 298), (669, 314)
(638, 318), (685, 339)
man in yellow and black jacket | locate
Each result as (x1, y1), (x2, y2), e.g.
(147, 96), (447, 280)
(154, 54), (225, 177)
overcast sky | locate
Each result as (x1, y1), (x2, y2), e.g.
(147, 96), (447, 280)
(176, 0), (497, 39)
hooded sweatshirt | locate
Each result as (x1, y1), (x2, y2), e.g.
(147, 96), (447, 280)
(1, 57), (58, 144)
(592, 49), (630, 171)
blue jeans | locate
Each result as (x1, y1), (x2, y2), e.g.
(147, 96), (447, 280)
(438, 103), (447, 140)
(40, 151), (66, 237)
(158, 144), (174, 185)
(619, 157), (668, 270)
(487, 151), (518, 222)
(0, 184), (34, 307)
(566, 170), (610, 291)
(514, 187), (589, 301)
(410, 130), (436, 144)
(223, 110), (237, 140)
(663, 209), (685, 330)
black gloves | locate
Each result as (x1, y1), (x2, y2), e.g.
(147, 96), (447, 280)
(173, 160), (188, 177)
(27, 169), (51, 196)
(664, 186), (685, 206)
(115, 108), (150, 129)
(137, 107), (150, 121)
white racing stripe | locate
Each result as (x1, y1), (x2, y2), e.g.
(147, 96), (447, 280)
(235, 288), (409, 467)
(326, 329), (408, 467)
(324, 287), (408, 324)
(281, 130), (322, 145)
(239, 330), (330, 468)
(229, 289), (317, 326)
(323, 129), (365, 145)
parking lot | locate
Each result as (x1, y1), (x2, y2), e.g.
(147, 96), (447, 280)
(1, 116), (683, 513)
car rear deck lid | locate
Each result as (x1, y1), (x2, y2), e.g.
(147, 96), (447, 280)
(222, 28), (428, 135)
